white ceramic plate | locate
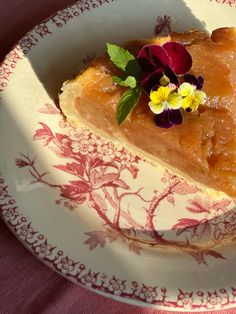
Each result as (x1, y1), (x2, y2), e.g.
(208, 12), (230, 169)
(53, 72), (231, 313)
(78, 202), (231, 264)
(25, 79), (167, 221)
(1, 0), (236, 311)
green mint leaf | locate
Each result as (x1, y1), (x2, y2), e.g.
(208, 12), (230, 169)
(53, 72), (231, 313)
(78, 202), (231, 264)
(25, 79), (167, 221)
(107, 43), (135, 71)
(116, 86), (142, 125)
(125, 59), (142, 78)
(112, 76), (137, 88)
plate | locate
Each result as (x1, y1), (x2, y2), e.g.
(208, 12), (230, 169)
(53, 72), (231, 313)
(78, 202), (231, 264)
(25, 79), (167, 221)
(1, 0), (236, 311)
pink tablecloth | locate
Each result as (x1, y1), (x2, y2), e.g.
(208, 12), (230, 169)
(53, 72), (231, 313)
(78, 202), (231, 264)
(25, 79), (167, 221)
(0, 1), (236, 313)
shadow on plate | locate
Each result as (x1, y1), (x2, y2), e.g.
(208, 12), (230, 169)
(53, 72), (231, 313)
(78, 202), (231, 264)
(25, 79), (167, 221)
(17, 0), (206, 102)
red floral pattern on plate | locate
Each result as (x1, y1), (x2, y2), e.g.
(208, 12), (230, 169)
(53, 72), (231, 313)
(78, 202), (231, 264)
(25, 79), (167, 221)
(12, 106), (236, 267)
(1, 175), (236, 310)
(0, 47), (23, 91)
(154, 15), (172, 35)
(210, 0), (236, 7)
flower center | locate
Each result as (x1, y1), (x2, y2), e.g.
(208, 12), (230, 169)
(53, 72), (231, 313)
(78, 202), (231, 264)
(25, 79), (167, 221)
(159, 74), (170, 86)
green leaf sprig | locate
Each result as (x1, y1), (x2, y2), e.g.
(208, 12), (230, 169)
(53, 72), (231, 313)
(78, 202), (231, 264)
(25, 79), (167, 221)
(107, 43), (142, 125)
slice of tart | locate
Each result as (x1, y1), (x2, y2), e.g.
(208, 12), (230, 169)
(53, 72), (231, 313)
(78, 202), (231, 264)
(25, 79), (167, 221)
(59, 27), (236, 197)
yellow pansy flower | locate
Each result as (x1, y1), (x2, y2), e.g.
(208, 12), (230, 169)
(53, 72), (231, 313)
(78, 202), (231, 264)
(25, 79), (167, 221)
(178, 82), (206, 111)
(149, 85), (182, 114)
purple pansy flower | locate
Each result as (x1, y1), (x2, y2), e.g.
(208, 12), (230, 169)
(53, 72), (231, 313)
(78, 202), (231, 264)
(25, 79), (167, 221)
(137, 42), (192, 93)
(137, 42), (204, 128)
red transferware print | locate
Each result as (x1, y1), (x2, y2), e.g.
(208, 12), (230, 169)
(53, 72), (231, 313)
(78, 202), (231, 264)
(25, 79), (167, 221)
(1, 172), (236, 310)
(12, 104), (236, 265)
(0, 47), (23, 91)
(154, 15), (172, 35)
(210, 0), (236, 7)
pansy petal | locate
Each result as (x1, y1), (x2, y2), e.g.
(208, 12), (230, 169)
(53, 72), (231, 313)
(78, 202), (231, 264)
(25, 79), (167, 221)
(137, 56), (157, 73)
(182, 96), (191, 110)
(142, 68), (163, 93)
(178, 82), (195, 97)
(155, 86), (171, 101)
(182, 95), (198, 111)
(196, 90), (207, 104)
(197, 76), (204, 89)
(137, 45), (171, 72)
(150, 90), (162, 104)
(168, 109), (183, 125)
(154, 109), (183, 128)
(149, 100), (166, 114)
(183, 74), (204, 90)
(154, 110), (173, 128)
(163, 42), (192, 75)
(164, 65), (180, 86)
(168, 93), (182, 109)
